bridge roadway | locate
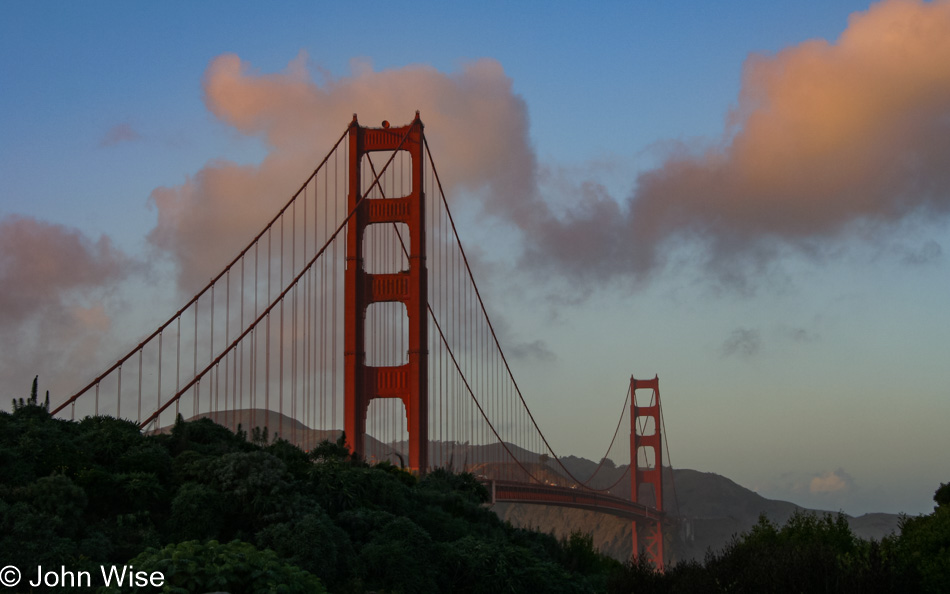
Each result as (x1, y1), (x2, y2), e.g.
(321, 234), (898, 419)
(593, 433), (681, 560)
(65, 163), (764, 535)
(483, 479), (664, 523)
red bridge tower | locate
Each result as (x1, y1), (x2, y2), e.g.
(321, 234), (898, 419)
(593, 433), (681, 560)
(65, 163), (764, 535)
(344, 113), (428, 472)
(631, 375), (664, 569)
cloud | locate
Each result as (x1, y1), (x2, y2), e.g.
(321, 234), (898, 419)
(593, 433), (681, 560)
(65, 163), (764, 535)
(777, 324), (820, 344)
(0, 215), (128, 327)
(149, 52), (538, 292)
(0, 215), (130, 396)
(148, 0), (950, 298)
(720, 327), (761, 358)
(99, 122), (141, 147)
(754, 468), (857, 506)
(519, 0), (950, 289)
(896, 239), (943, 265)
(507, 339), (557, 363)
(810, 468), (855, 494)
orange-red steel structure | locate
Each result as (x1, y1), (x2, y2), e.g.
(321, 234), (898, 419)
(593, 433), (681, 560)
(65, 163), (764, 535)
(51, 112), (673, 570)
(344, 114), (429, 472)
(487, 480), (664, 522)
(631, 375), (664, 569)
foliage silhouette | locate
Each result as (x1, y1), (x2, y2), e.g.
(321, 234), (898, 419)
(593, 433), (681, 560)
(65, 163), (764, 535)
(101, 539), (326, 594)
(2, 379), (947, 593)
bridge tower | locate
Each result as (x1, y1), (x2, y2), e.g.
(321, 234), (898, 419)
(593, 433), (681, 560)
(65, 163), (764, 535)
(631, 375), (664, 569)
(344, 113), (428, 472)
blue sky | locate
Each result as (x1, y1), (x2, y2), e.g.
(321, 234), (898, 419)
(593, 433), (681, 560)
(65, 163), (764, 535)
(2, 1), (949, 516)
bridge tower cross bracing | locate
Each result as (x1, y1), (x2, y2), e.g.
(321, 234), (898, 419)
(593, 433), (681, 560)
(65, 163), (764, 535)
(631, 375), (664, 569)
(344, 113), (429, 472)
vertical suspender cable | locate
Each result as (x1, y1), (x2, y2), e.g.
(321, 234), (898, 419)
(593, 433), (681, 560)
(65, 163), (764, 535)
(254, 241), (259, 432)
(320, 149), (327, 437)
(292, 201), (297, 446)
(193, 303), (198, 417)
(157, 331), (163, 427)
(240, 256), (245, 425)
(176, 316), (180, 418)
(137, 349), (143, 423)
(211, 285), (215, 414)
(279, 213), (284, 440)
(266, 228), (271, 420)
(331, 145), (337, 435)
(303, 183), (308, 446)
(321, 159), (327, 434)
(225, 271), (230, 428)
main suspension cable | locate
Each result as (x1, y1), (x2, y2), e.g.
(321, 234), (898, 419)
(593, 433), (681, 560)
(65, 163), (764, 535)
(424, 137), (631, 493)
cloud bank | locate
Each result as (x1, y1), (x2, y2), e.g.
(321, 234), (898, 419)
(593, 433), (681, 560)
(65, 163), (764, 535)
(0, 215), (129, 394)
(149, 54), (539, 292)
(0, 215), (127, 328)
(148, 0), (950, 298)
(522, 0), (950, 288)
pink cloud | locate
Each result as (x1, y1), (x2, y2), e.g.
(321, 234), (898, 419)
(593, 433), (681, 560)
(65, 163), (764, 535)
(0, 216), (129, 396)
(99, 122), (141, 147)
(523, 0), (950, 288)
(149, 53), (538, 292)
(0, 215), (128, 327)
(149, 0), (950, 298)
(810, 468), (855, 494)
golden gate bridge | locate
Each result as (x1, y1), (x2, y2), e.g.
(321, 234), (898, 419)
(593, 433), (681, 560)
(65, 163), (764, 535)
(51, 113), (674, 568)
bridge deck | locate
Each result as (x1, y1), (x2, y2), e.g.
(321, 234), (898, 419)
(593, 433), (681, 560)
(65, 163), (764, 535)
(485, 479), (664, 523)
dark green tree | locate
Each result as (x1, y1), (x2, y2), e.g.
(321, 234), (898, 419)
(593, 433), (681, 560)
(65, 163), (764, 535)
(892, 483), (950, 593)
(103, 539), (326, 594)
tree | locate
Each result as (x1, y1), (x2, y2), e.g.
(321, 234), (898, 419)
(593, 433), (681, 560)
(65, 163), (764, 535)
(701, 511), (886, 593)
(892, 482), (950, 593)
(255, 511), (353, 590)
(102, 539), (326, 594)
(933, 482), (950, 508)
(0, 403), (627, 592)
(11, 375), (49, 414)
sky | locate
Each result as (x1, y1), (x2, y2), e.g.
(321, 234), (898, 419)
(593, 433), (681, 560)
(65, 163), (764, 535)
(2, 0), (949, 516)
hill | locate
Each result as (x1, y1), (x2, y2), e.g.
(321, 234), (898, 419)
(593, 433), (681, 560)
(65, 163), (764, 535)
(1, 403), (619, 593)
(494, 467), (902, 562)
(162, 410), (901, 562)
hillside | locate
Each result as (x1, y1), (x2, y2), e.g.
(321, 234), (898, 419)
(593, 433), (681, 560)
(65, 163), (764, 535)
(1, 403), (619, 593)
(494, 468), (902, 563)
(164, 410), (901, 563)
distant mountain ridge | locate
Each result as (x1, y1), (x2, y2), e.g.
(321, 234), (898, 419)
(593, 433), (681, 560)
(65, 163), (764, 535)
(495, 466), (902, 562)
(164, 409), (901, 562)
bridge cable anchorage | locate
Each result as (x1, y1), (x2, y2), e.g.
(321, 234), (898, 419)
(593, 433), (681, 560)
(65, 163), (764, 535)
(425, 138), (630, 493)
(137, 125), (416, 429)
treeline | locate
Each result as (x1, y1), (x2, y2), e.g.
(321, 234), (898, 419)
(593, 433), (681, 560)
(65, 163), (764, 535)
(612, 494), (949, 593)
(2, 380), (947, 593)
(1, 381), (616, 593)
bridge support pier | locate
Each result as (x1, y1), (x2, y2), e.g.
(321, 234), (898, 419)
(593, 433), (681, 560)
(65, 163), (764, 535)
(631, 375), (664, 570)
(344, 113), (428, 473)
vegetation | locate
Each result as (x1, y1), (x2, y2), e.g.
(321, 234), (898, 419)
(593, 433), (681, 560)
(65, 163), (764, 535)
(1, 381), (947, 593)
(1, 384), (615, 593)
(607, 490), (950, 593)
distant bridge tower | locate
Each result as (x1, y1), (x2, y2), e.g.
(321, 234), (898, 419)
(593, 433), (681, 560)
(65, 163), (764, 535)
(631, 375), (664, 569)
(344, 113), (428, 472)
